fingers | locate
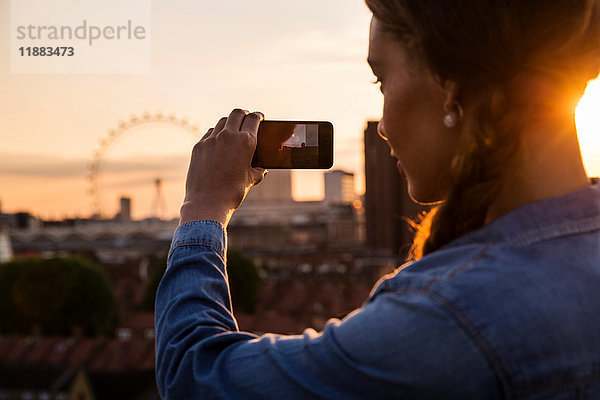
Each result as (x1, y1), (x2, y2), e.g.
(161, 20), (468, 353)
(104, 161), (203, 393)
(212, 117), (228, 135)
(224, 108), (249, 132)
(212, 109), (264, 137)
(201, 128), (214, 140)
(240, 111), (264, 136)
(201, 117), (226, 141)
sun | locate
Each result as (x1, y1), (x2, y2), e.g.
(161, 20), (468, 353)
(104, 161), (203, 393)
(575, 77), (600, 178)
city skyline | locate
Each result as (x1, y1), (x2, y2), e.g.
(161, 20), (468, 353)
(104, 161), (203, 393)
(1, 1), (598, 220)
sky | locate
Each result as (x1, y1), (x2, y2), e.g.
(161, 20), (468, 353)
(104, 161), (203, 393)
(0, 0), (598, 220)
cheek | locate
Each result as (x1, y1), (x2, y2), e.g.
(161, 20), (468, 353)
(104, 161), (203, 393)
(382, 85), (413, 119)
(380, 93), (406, 144)
(381, 89), (427, 153)
(383, 93), (459, 182)
(381, 79), (432, 131)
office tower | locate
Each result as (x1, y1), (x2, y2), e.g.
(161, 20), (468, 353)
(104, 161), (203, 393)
(324, 170), (355, 205)
(245, 170), (293, 203)
(118, 196), (132, 221)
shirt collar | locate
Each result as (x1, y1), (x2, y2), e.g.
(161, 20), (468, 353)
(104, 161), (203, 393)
(446, 181), (600, 248)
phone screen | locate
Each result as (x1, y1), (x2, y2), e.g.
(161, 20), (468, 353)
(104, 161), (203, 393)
(251, 120), (333, 169)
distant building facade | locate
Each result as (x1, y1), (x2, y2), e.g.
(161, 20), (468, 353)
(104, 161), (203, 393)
(117, 196), (132, 221)
(0, 209), (39, 232)
(0, 227), (13, 263)
(325, 170), (356, 205)
(9, 218), (177, 264)
(230, 169), (362, 252)
(245, 170), (293, 203)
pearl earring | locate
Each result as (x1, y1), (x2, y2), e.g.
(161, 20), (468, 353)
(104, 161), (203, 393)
(443, 101), (464, 129)
(444, 113), (458, 128)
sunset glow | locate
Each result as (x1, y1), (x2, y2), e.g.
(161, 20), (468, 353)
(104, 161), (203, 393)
(576, 77), (600, 177)
(1, 1), (599, 219)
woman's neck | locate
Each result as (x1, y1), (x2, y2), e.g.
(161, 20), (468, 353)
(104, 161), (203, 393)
(486, 117), (590, 223)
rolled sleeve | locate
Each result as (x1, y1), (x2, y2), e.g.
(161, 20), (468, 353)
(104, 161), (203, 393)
(167, 220), (227, 262)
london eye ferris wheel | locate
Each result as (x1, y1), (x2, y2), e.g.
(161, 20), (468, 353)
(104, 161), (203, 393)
(86, 111), (201, 219)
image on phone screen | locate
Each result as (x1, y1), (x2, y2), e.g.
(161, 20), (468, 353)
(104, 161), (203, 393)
(251, 121), (333, 169)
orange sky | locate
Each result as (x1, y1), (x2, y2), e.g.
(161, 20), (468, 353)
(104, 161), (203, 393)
(1, 1), (598, 220)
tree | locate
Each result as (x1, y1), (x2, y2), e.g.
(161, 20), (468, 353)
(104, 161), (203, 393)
(0, 256), (115, 336)
(142, 248), (261, 313)
(141, 254), (168, 311)
(227, 248), (261, 313)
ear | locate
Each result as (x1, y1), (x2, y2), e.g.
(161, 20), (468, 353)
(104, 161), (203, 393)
(442, 79), (464, 122)
(442, 79), (460, 107)
(441, 79), (465, 127)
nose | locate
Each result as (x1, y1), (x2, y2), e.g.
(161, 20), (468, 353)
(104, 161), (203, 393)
(377, 120), (388, 141)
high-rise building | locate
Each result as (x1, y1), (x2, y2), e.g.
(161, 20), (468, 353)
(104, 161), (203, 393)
(117, 196), (132, 221)
(324, 170), (355, 205)
(245, 170), (293, 203)
(363, 121), (429, 258)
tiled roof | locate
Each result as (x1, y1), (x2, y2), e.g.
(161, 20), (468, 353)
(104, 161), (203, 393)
(88, 338), (151, 371)
(0, 277), (374, 391)
(119, 311), (155, 330)
(0, 311), (158, 373)
(234, 277), (373, 335)
(0, 335), (155, 391)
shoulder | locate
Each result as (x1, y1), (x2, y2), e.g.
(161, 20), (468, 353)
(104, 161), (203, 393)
(375, 224), (599, 304)
(326, 252), (504, 398)
(373, 236), (600, 337)
(368, 235), (600, 397)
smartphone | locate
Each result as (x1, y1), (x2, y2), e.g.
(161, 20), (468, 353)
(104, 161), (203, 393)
(251, 120), (334, 169)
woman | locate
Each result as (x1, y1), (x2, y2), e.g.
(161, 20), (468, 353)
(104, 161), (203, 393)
(155, 0), (600, 398)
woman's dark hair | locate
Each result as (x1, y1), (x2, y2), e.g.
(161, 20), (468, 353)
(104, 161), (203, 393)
(365, 0), (600, 259)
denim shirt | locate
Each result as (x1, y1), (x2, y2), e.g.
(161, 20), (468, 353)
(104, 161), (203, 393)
(155, 183), (600, 399)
